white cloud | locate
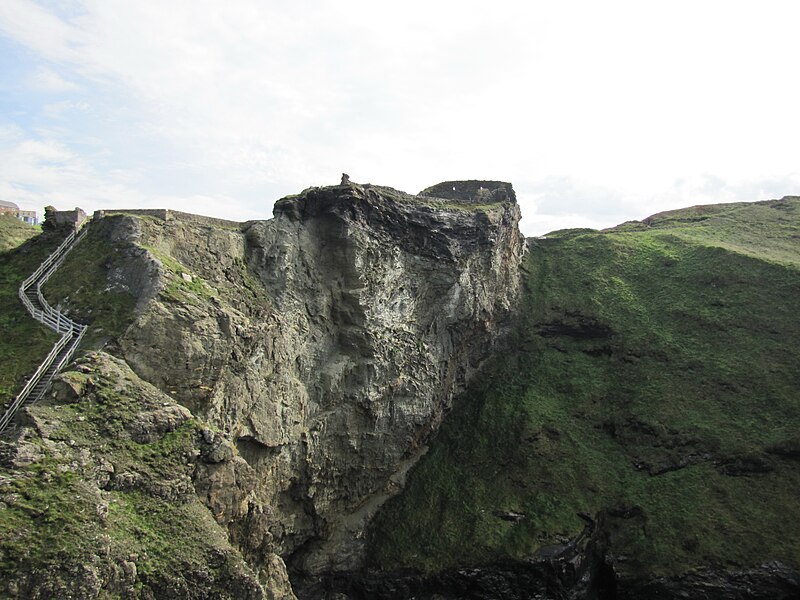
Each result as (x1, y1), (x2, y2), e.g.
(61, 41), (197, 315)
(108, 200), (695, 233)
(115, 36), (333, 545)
(0, 1), (799, 235)
(655, 173), (800, 209)
(28, 67), (81, 92)
(42, 99), (89, 119)
(0, 0), (83, 63)
(0, 131), (260, 221)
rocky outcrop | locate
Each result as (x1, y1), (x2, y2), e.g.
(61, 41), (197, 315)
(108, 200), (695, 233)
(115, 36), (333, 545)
(81, 181), (524, 578)
(298, 514), (610, 600)
(0, 352), (295, 600)
(617, 562), (800, 600)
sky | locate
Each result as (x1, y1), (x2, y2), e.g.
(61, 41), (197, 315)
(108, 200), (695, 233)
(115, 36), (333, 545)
(1, 1), (799, 236)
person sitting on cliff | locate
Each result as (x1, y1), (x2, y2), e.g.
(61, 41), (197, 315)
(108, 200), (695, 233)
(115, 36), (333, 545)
(341, 173), (350, 185)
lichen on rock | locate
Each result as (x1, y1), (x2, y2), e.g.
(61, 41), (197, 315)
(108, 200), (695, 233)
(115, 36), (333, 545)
(0, 351), (295, 599)
(82, 182), (524, 577)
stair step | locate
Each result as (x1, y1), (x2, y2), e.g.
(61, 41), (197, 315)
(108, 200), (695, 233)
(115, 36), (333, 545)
(1, 226), (89, 433)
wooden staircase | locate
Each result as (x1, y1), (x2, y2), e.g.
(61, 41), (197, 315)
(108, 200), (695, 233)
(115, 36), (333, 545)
(0, 225), (89, 433)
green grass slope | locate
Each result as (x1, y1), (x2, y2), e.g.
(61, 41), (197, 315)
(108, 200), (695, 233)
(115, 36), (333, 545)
(42, 218), (139, 348)
(0, 215), (40, 253)
(368, 197), (800, 581)
(0, 228), (62, 404)
(0, 218), (138, 405)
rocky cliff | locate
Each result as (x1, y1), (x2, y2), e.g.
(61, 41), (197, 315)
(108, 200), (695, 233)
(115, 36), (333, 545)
(9, 179), (524, 595)
(1, 351), (294, 599)
(365, 197), (800, 600)
(5, 185), (797, 599)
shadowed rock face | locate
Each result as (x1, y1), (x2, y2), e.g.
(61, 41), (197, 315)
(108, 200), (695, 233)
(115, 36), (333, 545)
(110, 181), (524, 577)
(614, 563), (800, 600)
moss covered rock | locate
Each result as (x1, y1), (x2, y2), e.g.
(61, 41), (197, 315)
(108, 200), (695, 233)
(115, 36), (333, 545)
(0, 352), (295, 599)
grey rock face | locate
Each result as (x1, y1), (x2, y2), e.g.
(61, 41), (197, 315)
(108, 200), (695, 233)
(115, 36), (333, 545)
(106, 181), (524, 575)
(0, 352), (289, 600)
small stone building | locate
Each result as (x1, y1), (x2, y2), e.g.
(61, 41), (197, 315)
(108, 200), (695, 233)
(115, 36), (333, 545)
(43, 206), (87, 230)
(419, 180), (517, 204)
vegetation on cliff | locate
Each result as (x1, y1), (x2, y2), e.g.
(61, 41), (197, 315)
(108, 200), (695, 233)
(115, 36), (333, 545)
(368, 197), (800, 581)
(2, 191), (799, 598)
(1, 183), (523, 597)
(0, 353), (271, 598)
(0, 215), (40, 252)
(0, 216), (293, 599)
(0, 228), (59, 404)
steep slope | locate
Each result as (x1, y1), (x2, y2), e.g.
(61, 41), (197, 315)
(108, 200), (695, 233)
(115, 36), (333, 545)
(8, 187), (796, 598)
(367, 197), (800, 598)
(0, 215), (40, 252)
(107, 182), (522, 576)
(0, 229), (61, 404)
(3, 180), (523, 596)
(0, 352), (293, 599)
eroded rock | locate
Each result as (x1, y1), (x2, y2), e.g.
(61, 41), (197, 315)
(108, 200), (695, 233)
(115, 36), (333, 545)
(106, 182), (524, 575)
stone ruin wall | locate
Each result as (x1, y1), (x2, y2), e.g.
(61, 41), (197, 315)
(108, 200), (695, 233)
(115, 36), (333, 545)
(45, 206), (89, 230)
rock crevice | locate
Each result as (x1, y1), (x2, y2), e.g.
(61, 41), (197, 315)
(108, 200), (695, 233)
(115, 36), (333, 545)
(108, 181), (524, 576)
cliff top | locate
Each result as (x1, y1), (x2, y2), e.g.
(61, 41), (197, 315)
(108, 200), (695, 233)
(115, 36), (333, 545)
(273, 180), (516, 220)
(418, 180), (516, 205)
(543, 196), (800, 267)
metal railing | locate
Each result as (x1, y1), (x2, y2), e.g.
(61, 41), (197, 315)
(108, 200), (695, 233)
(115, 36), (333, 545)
(17, 227), (88, 334)
(0, 224), (90, 433)
(0, 332), (71, 432)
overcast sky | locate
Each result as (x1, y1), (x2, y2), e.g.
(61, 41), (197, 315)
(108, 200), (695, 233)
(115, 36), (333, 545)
(1, 1), (798, 235)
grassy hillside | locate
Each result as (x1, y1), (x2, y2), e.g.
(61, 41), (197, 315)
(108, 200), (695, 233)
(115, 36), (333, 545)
(368, 197), (800, 580)
(0, 215), (40, 252)
(0, 227), (61, 404)
(41, 218), (139, 348)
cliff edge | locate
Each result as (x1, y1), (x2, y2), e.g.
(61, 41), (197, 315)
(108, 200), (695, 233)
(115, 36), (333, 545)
(4, 180), (524, 596)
